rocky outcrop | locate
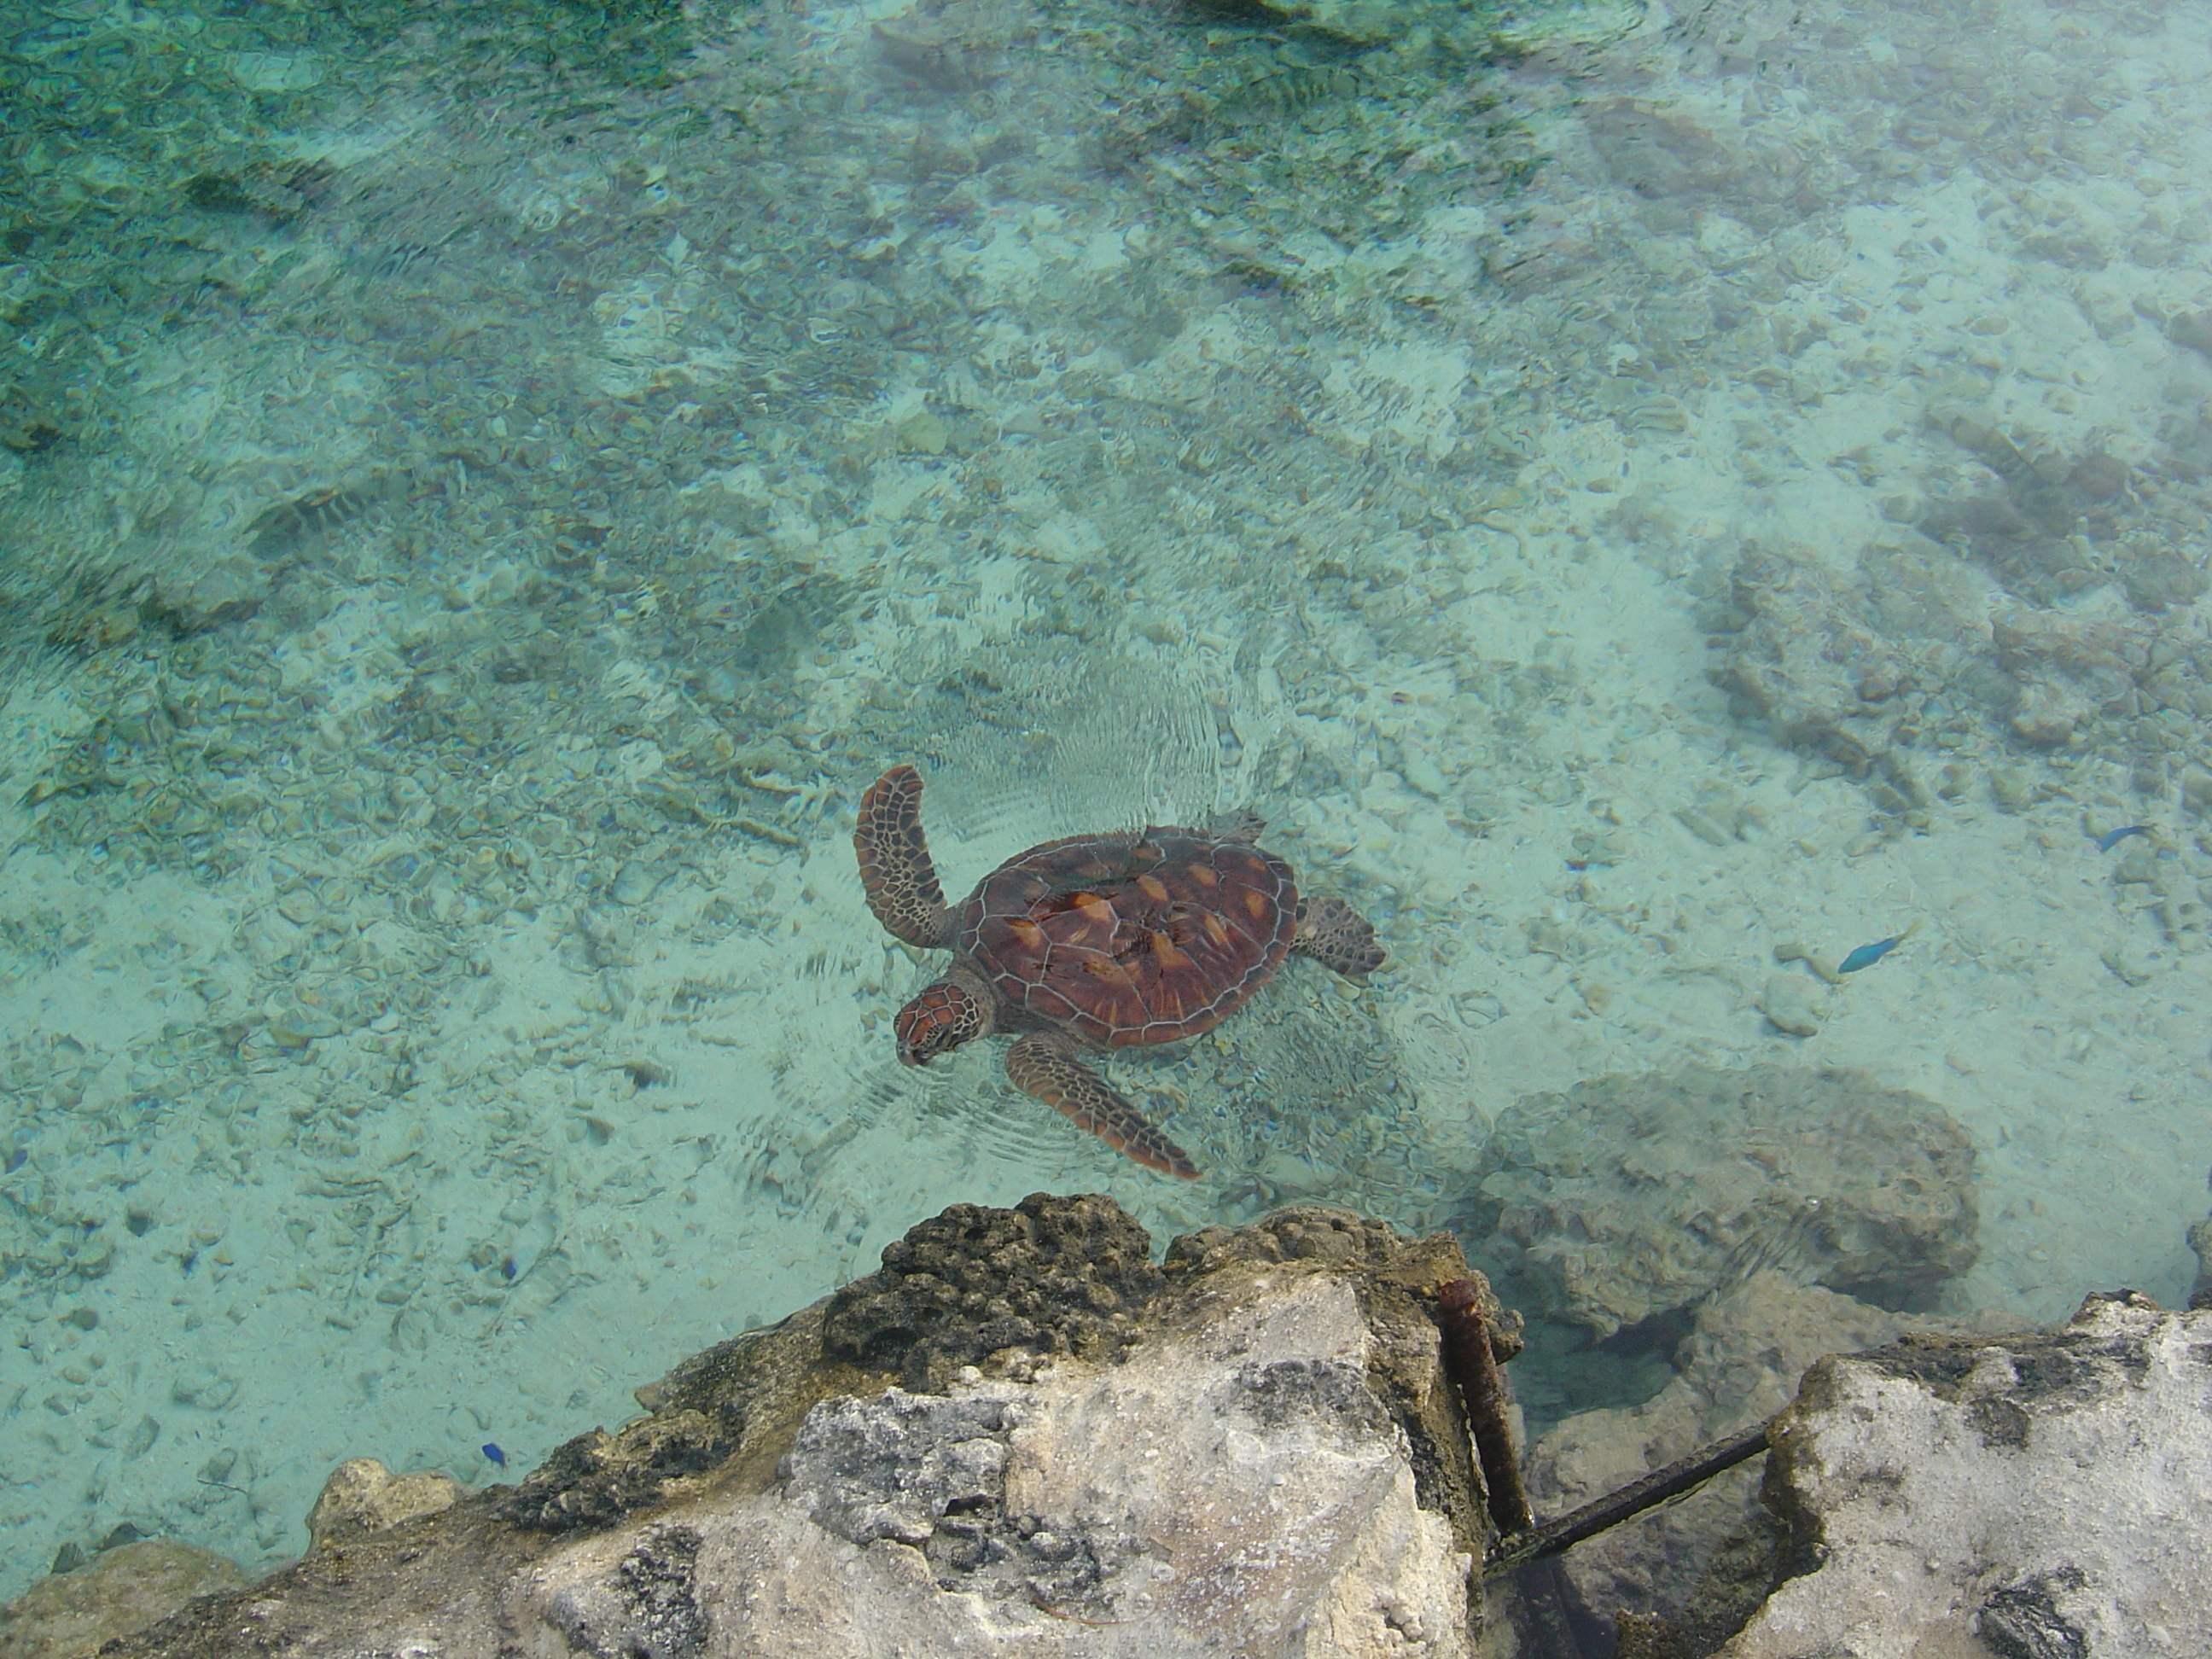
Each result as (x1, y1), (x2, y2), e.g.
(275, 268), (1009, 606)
(1523, 1272), (2016, 1651)
(10, 1190), (2209, 1659)
(67, 1196), (1505, 1659)
(0, 1542), (243, 1659)
(307, 1459), (467, 1548)
(1528, 1289), (2212, 1659)
(1722, 1292), (2212, 1658)
(1468, 1065), (1977, 1337)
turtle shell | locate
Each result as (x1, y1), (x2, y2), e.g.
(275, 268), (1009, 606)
(959, 829), (1298, 1049)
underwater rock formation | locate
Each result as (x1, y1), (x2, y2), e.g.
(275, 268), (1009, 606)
(74, 1197), (1503, 1659)
(1708, 403), (2212, 766)
(1232, 0), (1644, 53)
(1990, 607), (2160, 748)
(1709, 544), (1923, 772)
(1469, 1064), (1977, 1336)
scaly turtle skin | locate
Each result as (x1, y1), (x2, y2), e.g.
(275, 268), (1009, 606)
(854, 764), (1385, 1179)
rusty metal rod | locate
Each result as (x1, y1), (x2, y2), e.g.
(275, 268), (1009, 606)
(1437, 1278), (1534, 1539)
(1484, 1418), (1774, 1579)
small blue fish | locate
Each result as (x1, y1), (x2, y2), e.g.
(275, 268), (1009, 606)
(481, 1443), (506, 1468)
(1838, 919), (1920, 975)
(2094, 824), (2151, 853)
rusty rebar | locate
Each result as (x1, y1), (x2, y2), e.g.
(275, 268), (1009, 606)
(1484, 1418), (1774, 1578)
(1436, 1278), (1534, 1539)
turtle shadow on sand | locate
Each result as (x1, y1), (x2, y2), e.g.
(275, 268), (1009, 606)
(853, 763), (1385, 1179)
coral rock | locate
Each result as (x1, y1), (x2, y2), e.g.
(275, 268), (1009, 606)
(1470, 1065), (1977, 1336)
(1724, 1294), (2212, 1657)
(0, 1540), (243, 1659)
(307, 1459), (466, 1548)
(820, 1190), (1164, 1389)
(1713, 546), (1917, 768)
(98, 1198), (1498, 1659)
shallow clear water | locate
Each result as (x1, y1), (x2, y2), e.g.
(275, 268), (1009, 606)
(2, 0), (2209, 1598)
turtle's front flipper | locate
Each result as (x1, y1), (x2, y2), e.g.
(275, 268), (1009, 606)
(856, 765), (955, 948)
(1291, 894), (1385, 977)
(1005, 1033), (1198, 1179)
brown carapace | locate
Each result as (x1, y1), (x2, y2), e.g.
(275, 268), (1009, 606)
(853, 764), (1385, 1178)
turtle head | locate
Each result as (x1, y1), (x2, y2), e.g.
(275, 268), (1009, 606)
(895, 976), (992, 1065)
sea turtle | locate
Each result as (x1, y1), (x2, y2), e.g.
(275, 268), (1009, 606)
(854, 763), (1385, 1179)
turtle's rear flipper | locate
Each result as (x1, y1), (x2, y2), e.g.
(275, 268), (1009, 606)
(1292, 895), (1385, 978)
(1006, 1033), (1198, 1179)
(856, 765), (954, 948)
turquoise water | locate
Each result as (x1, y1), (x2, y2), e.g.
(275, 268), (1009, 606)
(3, 0), (2209, 1598)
